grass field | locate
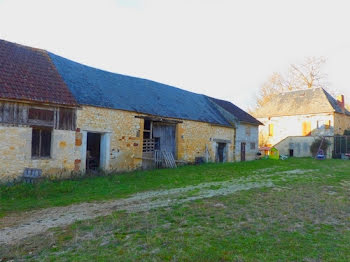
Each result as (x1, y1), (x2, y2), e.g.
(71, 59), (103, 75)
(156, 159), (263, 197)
(1, 158), (350, 261)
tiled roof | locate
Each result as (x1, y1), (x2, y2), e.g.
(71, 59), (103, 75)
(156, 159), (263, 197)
(0, 40), (77, 106)
(0, 39), (260, 127)
(208, 97), (262, 125)
(49, 53), (231, 126)
(254, 87), (350, 118)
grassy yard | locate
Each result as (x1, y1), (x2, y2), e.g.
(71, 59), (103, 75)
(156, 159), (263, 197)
(0, 158), (312, 217)
(2, 158), (350, 261)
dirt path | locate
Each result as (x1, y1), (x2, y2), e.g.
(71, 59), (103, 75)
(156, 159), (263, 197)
(0, 169), (314, 246)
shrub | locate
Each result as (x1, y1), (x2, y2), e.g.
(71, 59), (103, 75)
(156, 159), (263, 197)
(344, 130), (350, 136)
(310, 138), (331, 157)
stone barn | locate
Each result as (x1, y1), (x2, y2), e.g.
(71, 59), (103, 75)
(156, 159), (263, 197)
(0, 39), (261, 181)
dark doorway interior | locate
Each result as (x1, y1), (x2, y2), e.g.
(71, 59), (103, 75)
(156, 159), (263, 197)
(289, 149), (294, 157)
(217, 143), (226, 163)
(87, 132), (101, 171)
(241, 142), (246, 161)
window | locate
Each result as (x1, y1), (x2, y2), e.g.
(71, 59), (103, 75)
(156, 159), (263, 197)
(250, 142), (256, 150)
(268, 124), (274, 136)
(302, 121), (311, 136)
(325, 120), (331, 129)
(245, 126), (251, 136)
(28, 108), (54, 122)
(143, 120), (152, 139)
(32, 128), (52, 158)
(58, 108), (76, 130)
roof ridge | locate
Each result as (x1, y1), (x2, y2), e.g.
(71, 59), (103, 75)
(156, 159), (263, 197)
(0, 39), (46, 54)
(277, 87), (323, 95)
(207, 96), (262, 125)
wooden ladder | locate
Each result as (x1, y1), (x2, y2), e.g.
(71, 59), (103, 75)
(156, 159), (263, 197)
(161, 151), (177, 168)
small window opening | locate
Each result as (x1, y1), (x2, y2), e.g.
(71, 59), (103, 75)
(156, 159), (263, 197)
(32, 127), (52, 158)
(250, 142), (256, 150)
(59, 108), (76, 130)
(28, 108), (54, 122)
(143, 120), (152, 139)
(245, 126), (251, 136)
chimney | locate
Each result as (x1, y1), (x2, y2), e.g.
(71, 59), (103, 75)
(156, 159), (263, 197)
(337, 95), (345, 111)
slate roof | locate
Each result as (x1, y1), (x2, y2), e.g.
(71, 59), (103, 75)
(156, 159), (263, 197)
(0, 40), (77, 106)
(254, 87), (350, 118)
(49, 53), (232, 126)
(0, 39), (261, 127)
(209, 97), (262, 125)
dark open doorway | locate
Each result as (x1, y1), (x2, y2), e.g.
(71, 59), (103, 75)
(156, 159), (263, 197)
(217, 143), (226, 163)
(289, 149), (294, 157)
(241, 142), (246, 161)
(87, 132), (101, 171)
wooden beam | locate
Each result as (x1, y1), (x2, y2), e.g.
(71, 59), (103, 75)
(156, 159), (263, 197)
(135, 115), (183, 124)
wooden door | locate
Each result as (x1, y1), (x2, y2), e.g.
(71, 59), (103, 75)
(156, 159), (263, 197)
(152, 123), (176, 158)
(241, 142), (246, 161)
(217, 143), (226, 163)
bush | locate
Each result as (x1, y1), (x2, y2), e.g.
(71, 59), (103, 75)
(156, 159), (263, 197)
(344, 130), (350, 136)
(310, 138), (331, 157)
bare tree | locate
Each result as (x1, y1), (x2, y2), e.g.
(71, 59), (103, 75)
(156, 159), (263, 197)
(255, 57), (329, 110)
(289, 57), (327, 89)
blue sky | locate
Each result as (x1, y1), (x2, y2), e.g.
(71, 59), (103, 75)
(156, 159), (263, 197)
(1, 0), (350, 110)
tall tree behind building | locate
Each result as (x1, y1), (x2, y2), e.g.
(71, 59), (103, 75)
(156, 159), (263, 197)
(255, 57), (331, 111)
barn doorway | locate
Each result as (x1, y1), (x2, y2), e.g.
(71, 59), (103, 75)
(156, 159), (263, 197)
(241, 142), (246, 161)
(217, 143), (227, 163)
(152, 123), (176, 157)
(86, 132), (101, 171)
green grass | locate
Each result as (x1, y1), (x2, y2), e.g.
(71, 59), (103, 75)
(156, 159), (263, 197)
(0, 158), (312, 217)
(2, 158), (350, 261)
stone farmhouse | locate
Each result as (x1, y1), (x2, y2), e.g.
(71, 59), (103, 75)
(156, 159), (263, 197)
(0, 39), (261, 181)
(255, 88), (350, 157)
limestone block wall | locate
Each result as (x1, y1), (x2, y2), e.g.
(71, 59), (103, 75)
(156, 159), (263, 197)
(258, 113), (334, 147)
(0, 126), (78, 181)
(235, 123), (259, 161)
(334, 113), (350, 135)
(76, 106), (143, 172)
(77, 106), (236, 169)
(0, 105), (237, 181)
(177, 120), (235, 162)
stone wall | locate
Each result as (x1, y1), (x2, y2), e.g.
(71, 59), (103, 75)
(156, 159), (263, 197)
(76, 106), (144, 172)
(0, 105), (236, 181)
(78, 106), (236, 167)
(177, 120), (235, 162)
(258, 113), (334, 147)
(0, 126), (78, 181)
(334, 113), (350, 135)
